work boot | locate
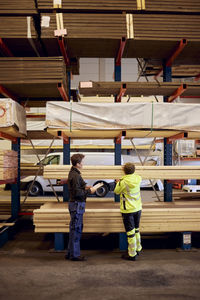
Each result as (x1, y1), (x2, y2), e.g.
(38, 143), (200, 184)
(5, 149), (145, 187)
(65, 254), (70, 260)
(70, 256), (87, 261)
(121, 254), (137, 261)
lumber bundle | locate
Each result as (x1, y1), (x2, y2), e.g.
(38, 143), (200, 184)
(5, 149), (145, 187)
(0, 57), (68, 100)
(40, 13), (126, 57)
(0, 99), (27, 137)
(0, 150), (18, 181)
(126, 14), (200, 60)
(33, 202), (200, 233)
(139, 59), (200, 77)
(36, 0), (200, 13)
(0, 16), (43, 57)
(40, 12), (200, 59)
(0, 0), (37, 15)
(43, 165), (200, 180)
(45, 102), (200, 133)
(145, 0), (200, 13)
(79, 81), (200, 97)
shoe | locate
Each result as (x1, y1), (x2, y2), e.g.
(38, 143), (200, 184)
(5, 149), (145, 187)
(70, 256), (87, 261)
(65, 254), (70, 260)
(121, 254), (137, 261)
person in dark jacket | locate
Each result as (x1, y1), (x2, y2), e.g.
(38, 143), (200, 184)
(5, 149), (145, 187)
(66, 153), (96, 261)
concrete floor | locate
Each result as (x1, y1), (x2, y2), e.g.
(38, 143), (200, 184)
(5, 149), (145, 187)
(0, 218), (200, 300)
(0, 189), (200, 300)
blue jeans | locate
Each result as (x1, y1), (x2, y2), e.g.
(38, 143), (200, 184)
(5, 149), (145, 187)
(67, 201), (85, 258)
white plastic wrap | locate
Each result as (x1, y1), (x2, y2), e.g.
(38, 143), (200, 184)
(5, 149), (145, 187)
(46, 102), (200, 132)
(0, 98), (27, 135)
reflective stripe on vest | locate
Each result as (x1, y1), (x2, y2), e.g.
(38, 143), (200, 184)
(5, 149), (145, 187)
(124, 183), (141, 201)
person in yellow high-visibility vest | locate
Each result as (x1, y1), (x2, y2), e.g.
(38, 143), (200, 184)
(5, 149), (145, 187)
(114, 162), (142, 261)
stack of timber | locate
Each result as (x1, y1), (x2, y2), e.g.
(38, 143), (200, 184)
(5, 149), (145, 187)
(46, 102), (200, 138)
(44, 165), (200, 180)
(36, 0), (200, 13)
(33, 202), (200, 233)
(0, 0), (37, 15)
(139, 59), (200, 78)
(40, 13), (126, 57)
(0, 57), (68, 100)
(0, 16), (43, 57)
(37, 0), (137, 11)
(0, 150), (17, 181)
(79, 81), (200, 97)
(0, 197), (113, 215)
(0, 99), (27, 137)
(40, 13), (200, 59)
(125, 14), (200, 59)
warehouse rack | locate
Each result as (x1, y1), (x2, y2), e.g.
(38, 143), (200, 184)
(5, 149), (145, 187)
(1, 2), (200, 251)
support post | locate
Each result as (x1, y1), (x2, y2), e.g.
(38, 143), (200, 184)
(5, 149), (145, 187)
(63, 137), (70, 202)
(114, 57), (126, 250)
(163, 63), (173, 202)
(181, 232), (192, 250)
(11, 138), (20, 219)
(54, 233), (65, 251)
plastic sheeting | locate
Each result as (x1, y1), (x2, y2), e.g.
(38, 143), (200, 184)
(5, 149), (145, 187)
(46, 102), (200, 132)
(0, 98), (26, 135)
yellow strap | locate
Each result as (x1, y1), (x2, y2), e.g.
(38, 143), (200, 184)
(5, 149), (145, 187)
(53, 0), (62, 9)
(137, 0), (142, 10)
(126, 14), (130, 39)
(142, 0), (146, 10)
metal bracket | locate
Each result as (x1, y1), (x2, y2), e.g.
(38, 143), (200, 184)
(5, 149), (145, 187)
(57, 83), (69, 101)
(0, 38), (13, 57)
(167, 84), (187, 102)
(116, 83), (127, 102)
(57, 36), (70, 66)
(154, 39), (187, 79)
(0, 85), (18, 102)
(167, 132), (188, 144)
(115, 37), (126, 66)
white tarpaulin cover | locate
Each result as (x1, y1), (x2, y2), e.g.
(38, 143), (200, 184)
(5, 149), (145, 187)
(0, 99), (26, 135)
(46, 102), (200, 131)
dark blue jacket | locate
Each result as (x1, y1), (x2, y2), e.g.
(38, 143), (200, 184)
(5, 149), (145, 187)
(68, 166), (91, 202)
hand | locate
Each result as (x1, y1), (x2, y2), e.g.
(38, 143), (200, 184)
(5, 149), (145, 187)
(85, 185), (92, 190)
(90, 187), (96, 194)
(115, 179), (120, 183)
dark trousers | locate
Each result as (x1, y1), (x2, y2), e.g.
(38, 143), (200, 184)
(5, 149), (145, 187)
(67, 201), (85, 258)
(122, 210), (142, 233)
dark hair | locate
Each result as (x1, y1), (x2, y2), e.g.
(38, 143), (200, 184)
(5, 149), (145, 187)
(71, 153), (85, 166)
(123, 162), (135, 175)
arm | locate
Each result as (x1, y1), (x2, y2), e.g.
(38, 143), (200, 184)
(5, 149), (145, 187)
(114, 179), (125, 195)
(70, 175), (91, 200)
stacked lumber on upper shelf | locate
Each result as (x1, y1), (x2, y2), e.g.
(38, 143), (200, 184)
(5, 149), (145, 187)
(0, 0), (37, 15)
(139, 58), (200, 78)
(40, 13), (126, 57)
(0, 57), (68, 100)
(0, 16), (43, 57)
(79, 81), (200, 97)
(33, 202), (200, 233)
(36, 0), (200, 13)
(43, 165), (200, 180)
(40, 12), (200, 59)
(0, 150), (17, 180)
(0, 99), (27, 137)
(45, 102), (200, 135)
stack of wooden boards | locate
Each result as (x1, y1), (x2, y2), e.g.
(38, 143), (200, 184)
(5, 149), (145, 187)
(33, 201), (200, 233)
(0, 99), (26, 137)
(0, 0), (37, 14)
(36, 0), (200, 13)
(139, 58), (200, 78)
(0, 150), (17, 180)
(0, 57), (68, 100)
(39, 12), (200, 58)
(79, 81), (200, 97)
(43, 165), (200, 180)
